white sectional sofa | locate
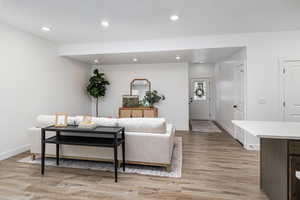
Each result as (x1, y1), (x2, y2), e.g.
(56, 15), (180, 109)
(27, 115), (175, 170)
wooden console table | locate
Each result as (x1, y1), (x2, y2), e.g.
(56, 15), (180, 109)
(41, 125), (125, 182)
(119, 107), (158, 118)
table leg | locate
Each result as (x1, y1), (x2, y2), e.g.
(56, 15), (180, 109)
(41, 129), (45, 175)
(122, 128), (125, 172)
(114, 134), (118, 183)
(56, 131), (60, 166)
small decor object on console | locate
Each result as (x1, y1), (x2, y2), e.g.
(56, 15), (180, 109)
(78, 123), (97, 129)
(142, 90), (165, 107)
(54, 113), (68, 127)
(82, 115), (92, 124)
(122, 95), (140, 107)
(78, 115), (97, 129)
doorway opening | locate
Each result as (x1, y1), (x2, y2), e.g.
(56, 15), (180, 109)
(188, 47), (246, 146)
(189, 78), (221, 133)
(189, 78), (212, 120)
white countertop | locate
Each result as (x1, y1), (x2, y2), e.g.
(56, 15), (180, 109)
(232, 120), (300, 139)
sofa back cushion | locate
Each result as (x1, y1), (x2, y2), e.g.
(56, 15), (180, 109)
(75, 116), (118, 127)
(117, 118), (166, 133)
(36, 115), (76, 128)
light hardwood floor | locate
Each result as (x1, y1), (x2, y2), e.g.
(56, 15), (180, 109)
(0, 131), (268, 200)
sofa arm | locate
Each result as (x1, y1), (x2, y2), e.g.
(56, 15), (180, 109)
(125, 124), (175, 164)
(168, 124), (176, 162)
(27, 127), (56, 154)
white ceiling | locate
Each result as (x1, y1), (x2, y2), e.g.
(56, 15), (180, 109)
(67, 47), (243, 65)
(0, 0), (299, 44)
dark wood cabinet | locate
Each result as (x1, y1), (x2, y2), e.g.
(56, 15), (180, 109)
(289, 156), (300, 200)
(260, 138), (288, 200)
(260, 139), (300, 200)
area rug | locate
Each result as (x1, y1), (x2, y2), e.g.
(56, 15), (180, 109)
(190, 120), (222, 133)
(18, 137), (182, 178)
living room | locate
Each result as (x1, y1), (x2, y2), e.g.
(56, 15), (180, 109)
(1, 0), (300, 199)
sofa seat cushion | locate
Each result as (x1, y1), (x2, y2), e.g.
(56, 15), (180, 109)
(37, 115), (76, 128)
(117, 118), (166, 133)
(75, 116), (118, 127)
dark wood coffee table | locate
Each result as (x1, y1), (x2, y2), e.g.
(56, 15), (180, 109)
(41, 125), (125, 182)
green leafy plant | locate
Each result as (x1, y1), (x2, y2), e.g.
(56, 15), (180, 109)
(142, 90), (165, 107)
(86, 69), (110, 117)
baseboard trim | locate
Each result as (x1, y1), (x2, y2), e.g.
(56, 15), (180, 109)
(214, 121), (259, 151)
(212, 121), (226, 132)
(176, 130), (190, 133)
(214, 121), (233, 135)
(0, 144), (30, 161)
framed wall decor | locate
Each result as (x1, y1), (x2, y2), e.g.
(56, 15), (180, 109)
(54, 113), (68, 127)
(122, 95), (139, 107)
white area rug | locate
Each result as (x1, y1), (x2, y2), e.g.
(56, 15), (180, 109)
(18, 137), (182, 178)
(190, 120), (222, 133)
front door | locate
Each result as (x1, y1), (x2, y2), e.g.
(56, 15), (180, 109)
(283, 61), (300, 121)
(189, 78), (211, 120)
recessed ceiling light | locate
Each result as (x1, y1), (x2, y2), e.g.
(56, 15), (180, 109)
(133, 58), (138, 62)
(170, 15), (179, 21)
(94, 59), (99, 63)
(41, 26), (51, 32)
(175, 56), (181, 60)
(101, 20), (109, 27)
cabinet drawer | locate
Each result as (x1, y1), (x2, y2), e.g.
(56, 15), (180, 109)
(289, 141), (300, 155)
(118, 107), (158, 118)
(131, 110), (143, 118)
(119, 110), (131, 118)
(144, 110), (155, 117)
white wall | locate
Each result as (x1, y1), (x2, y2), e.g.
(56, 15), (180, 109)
(189, 63), (215, 78)
(60, 30), (300, 149)
(0, 22), (91, 160)
(92, 63), (189, 130)
(215, 49), (260, 149)
(189, 63), (216, 119)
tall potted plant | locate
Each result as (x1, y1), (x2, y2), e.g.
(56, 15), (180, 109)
(86, 69), (110, 117)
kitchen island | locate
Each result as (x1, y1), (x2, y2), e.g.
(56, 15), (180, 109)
(232, 120), (300, 200)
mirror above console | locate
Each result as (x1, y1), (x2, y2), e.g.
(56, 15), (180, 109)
(130, 79), (151, 100)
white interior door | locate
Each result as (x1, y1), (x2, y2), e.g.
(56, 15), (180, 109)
(283, 62), (300, 121)
(189, 78), (211, 120)
(233, 64), (245, 143)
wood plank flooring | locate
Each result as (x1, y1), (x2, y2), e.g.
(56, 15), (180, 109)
(0, 131), (268, 200)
